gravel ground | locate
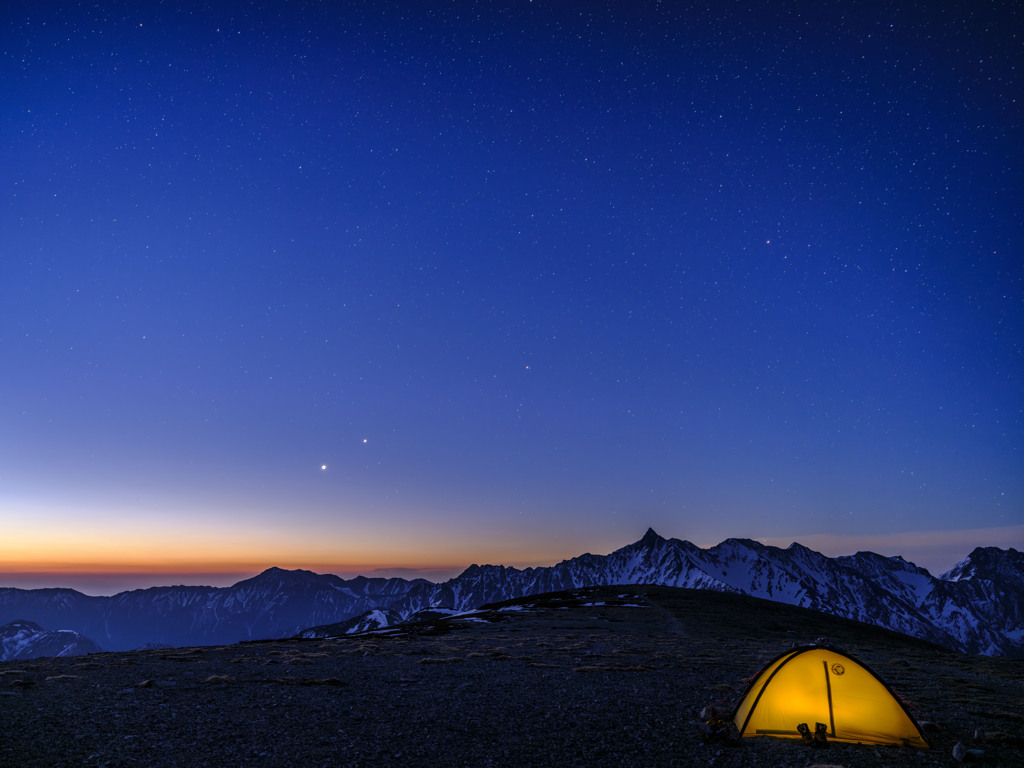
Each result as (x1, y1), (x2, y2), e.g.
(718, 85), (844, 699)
(1, 586), (1021, 768)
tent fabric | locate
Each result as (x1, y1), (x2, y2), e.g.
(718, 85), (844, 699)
(732, 645), (929, 748)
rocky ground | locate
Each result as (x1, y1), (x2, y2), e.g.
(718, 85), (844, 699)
(1, 585), (1021, 768)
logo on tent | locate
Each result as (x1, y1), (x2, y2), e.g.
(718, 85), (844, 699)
(830, 663), (845, 676)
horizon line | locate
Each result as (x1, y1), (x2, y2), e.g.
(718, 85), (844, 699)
(2, 524), (1020, 596)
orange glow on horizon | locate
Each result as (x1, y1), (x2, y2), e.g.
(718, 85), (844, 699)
(0, 557), (471, 581)
(0, 558), (473, 594)
(1, 515), (581, 583)
(1, 522), (470, 575)
(0, 559), (466, 577)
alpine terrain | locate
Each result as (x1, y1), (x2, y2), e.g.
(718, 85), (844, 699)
(1, 529), (1020, 658)
(0, 619), (102, 660)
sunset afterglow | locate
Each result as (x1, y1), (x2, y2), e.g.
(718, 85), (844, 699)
(2, 2), (1020, 595)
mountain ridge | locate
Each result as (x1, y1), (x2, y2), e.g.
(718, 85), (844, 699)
(0, 619), (102, 660)
(1, 529), (1020, 658)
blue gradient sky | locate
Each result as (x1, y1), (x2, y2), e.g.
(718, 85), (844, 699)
(2, 1), (1021, 594)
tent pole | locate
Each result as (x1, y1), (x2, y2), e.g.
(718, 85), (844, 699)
(823, 661), (836, 737)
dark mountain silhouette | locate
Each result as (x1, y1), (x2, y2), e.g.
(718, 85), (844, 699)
(1, 530), (1020, 657)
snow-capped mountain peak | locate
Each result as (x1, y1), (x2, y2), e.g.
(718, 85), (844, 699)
(1, 533), (1020, 658)
(0, 619), (101, 660)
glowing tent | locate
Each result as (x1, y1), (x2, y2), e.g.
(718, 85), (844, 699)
(732, 645), (929, 748)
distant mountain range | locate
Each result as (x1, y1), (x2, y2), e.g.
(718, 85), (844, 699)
(1, 529), (1021, 660)
(0, 619), (102, 661)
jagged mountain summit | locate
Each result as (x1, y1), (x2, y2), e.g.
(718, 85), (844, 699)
(0, 620), (102, 661)
(378, 529), (1023, 657)
(0, 530), (1020, 658)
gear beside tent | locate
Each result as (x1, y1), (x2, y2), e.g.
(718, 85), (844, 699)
(731, 645), (929, 748)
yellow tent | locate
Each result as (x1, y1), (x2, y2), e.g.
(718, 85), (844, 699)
(732, 645), (929, 748)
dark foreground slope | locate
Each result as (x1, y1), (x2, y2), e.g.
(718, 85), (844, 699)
(1, 586), (1021, 768)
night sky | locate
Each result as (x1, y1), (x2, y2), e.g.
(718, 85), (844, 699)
(3, 1), (1021, 594)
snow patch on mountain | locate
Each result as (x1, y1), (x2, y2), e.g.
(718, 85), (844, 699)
(0, 619), (102, 661)
(1, 532), (1020, 657)
(380, 529), (1023, 657)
